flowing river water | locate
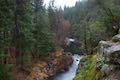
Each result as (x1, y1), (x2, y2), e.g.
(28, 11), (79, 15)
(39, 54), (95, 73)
(50, 54), (82, 80)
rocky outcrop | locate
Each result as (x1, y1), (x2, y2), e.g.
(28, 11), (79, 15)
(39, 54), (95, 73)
(112, 34), (120, 42)
(26, 50), (73, 80)
(97, 33), (120, 79)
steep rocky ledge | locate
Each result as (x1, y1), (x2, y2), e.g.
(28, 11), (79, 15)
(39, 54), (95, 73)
(74, 33), (120, 80)
(97, 33), (120, 80)
(26, 50), (73, 80)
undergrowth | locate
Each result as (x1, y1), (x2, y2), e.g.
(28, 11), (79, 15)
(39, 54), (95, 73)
(73, 55), (103, 80)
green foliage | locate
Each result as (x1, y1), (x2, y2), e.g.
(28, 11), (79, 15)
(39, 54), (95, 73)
(15, 0), (34, 53)
(64, 0), (120, 52)
(0, 1), (14, 79)
(0, 0), (119, 79)
(74, 55), (103, 80)
(0, 0), (13, 53)
(0, 64), (14, 80)
(89, 21), (106, 34)
(97, 0), (120, 36)
(32, 0), (53, 57)
(112, 38), (120, 42)
(87, 21), (107, 47)
(0, 0), (54, 79)
(20, 53), (32, 64)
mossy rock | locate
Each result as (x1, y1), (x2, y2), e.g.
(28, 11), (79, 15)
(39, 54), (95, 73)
(74, 55), (104, 80)
(112, 34), (120, 42)
(112, 38), (120, 42)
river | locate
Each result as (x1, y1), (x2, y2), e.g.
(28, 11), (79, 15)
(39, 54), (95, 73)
(50, 54), (82, 80)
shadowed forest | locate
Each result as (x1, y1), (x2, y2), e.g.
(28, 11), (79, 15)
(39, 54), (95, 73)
(0, 0), (120, 80)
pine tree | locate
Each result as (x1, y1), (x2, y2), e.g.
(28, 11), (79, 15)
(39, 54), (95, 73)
(0, 0), (14, 79)
(32, 0), (53, 57)
(12, 0), (34, 67)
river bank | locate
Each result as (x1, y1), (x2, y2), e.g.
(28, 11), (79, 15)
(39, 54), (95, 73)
(73, 55), (103, 80)
(25, 50), (73, 80)
(49, 54), (82, 80)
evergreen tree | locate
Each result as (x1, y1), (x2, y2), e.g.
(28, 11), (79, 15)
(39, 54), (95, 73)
(0, 0), (14, 79)
(12, 0), (34, 67)
(32, 0), (53, 57)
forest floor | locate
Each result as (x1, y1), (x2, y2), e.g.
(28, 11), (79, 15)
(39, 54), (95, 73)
(12, 50), (73, 80)
(12, 57), (48, 80)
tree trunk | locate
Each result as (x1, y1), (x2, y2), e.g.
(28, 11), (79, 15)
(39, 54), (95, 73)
(14, 0), (21, 66)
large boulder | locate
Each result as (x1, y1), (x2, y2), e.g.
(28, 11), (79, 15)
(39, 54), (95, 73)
(97, 34), (120, 76)
(100, 64), (114, 76)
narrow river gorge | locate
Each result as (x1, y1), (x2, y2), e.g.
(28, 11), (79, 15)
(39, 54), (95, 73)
(50, 54), (82, 80)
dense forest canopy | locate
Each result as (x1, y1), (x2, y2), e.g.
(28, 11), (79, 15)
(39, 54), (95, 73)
(0, 0), (120, 80)
(64, 0), (120, 52)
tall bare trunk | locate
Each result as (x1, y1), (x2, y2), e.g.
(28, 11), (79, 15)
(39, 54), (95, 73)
(13, 0), (21, 66)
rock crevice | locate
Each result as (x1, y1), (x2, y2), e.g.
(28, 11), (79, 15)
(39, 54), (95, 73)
(97, 33), (120, 80)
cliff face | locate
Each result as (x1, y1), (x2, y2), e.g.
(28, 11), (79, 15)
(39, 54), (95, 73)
(74, 33), (120, 80)
(26, 50), (73, 80)
(97, 33), (120, 79)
